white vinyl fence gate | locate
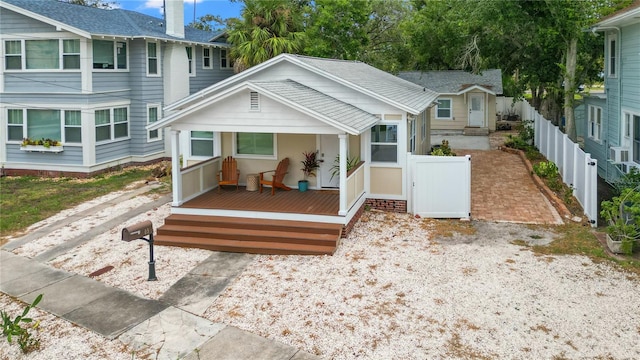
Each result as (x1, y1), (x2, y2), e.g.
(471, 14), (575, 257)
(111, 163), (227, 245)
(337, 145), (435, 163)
(408, 154), (471, 219)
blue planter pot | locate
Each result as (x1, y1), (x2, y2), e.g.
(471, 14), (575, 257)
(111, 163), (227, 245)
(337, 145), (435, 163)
(298, 180), (309, 192)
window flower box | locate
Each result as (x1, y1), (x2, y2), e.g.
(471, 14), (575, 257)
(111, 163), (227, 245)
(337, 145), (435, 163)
(20, 145), (64, 153)
(20, 138), (64, 153)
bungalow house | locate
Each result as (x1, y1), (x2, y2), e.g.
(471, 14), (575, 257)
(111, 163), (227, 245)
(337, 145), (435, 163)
(397, 69), (503, 135)
(0, 0), (233, 176)
(148, 53), (439, 255)
(581, 1), (640, 183)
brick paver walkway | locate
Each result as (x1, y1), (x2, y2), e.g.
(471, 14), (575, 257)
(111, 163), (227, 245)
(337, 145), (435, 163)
(459, 149), (562, 224)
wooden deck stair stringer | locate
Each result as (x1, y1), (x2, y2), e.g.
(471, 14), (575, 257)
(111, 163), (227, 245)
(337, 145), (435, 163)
(155, 214), (342, 255)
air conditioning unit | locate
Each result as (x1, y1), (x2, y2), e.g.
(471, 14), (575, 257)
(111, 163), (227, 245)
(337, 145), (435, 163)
(609, 147), (629, 164)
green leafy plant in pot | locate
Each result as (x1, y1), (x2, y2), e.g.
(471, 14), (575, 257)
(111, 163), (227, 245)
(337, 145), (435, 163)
(600, 186), (640, 255)
(299, 150), (320, 192)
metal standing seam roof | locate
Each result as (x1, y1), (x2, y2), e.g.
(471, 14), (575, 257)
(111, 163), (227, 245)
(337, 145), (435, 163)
(0, 0), (226, 45)
(250, 80), (381, 134)
(397, 69), (503, 95)
(290, 55), (439, 114)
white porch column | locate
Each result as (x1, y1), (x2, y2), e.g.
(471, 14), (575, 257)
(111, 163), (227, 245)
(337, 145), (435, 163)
(338, 133), (348, 216)
(171, 129), (182, 206)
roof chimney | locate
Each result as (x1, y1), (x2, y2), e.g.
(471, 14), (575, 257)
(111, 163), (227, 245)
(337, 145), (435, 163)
(164, 0), (184, 39)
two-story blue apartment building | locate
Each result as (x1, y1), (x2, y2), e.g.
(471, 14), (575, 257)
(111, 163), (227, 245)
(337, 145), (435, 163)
(0, 0), (233, 176)
(581, 1), (640, 183)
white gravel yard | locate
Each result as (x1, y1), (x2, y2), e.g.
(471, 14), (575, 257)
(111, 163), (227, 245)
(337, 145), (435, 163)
(204, 212), (640, 359)
(2, 193), (640, 360)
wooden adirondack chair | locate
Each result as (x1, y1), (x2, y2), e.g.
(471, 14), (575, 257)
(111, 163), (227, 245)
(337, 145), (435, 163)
(217, 156), (240, 193)
(259, 158), (291, 195)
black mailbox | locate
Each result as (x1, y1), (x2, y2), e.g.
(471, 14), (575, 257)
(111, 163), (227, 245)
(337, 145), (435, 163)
(121, 220), (157, 281)
(122, 220), (153, 242)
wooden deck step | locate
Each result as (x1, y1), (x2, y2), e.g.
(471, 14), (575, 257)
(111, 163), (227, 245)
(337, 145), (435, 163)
(155, 214), (342, 255)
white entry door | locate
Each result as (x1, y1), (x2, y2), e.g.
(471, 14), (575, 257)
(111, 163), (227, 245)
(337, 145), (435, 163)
(319, 134), (339, 188)
(468, 93), (485, 127)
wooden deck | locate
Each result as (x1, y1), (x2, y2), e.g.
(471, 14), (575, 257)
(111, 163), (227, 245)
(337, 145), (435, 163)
(181, 186), (340, 216)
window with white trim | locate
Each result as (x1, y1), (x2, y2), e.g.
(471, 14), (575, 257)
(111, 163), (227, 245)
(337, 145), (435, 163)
(147, 42), (159, 75)
(190, 131), (214, 157)
(608, 35), (616, 78)
(371, 124), (398, 162)
(147, 105), (161, 141)
(634, 115), (640, 164)
(234, 133), (275, 158)
(202, 47), (212, 69)
(220, 48), (233, 69)
(4, 39), (80, 70)
(95, 107), (129, 142)
(186, 46), (195, 76)
(409, 117), (416, 153)
(588, 105), (602, 141)
(6, 108), (81, 143)
(93, 40), (127, 70)
(436, 98), (452, 119)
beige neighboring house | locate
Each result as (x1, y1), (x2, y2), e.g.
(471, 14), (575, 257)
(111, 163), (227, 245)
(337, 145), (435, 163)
(398, 69), (503, 134)
(147, 53), (439, 255)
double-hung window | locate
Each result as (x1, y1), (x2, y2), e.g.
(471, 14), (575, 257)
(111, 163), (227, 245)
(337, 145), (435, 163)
(436, 98), (452, 119)
(62, 40), (80, 69)
(147, 105), (161, 141)
(220, 48), (233, 69)
(147, 42), (159, 75)
(93, 40), (127, 70)
(6, 108), (82, 143)
(371, 124), (398, 162)
(191, 131), (214, 157)
(588, 105), (602, 141)
(5, 41), (21, 70)
(202, 48), (212, 69)
(186, 46), (195, 76)
(633, 114), (640, 164)
(95, 107), (129, 142)
(234, 133), (275, 158)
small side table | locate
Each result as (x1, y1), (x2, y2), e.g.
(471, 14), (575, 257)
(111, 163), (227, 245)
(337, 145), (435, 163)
(246, 173), (259, 191)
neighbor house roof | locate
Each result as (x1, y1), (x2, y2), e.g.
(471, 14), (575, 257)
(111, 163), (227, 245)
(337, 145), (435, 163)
(0, 0), (226, 46)
(166, 53), (438, 115)
(397, 69), (503, 95)
(594, 0), (640, 28)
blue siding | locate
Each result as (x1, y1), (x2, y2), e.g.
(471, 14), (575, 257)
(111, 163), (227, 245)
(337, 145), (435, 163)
(582, 97), (608, 178)
(0, 7), (56, 33)
(4, 73), (82, 93)
(189, 47), (234, 94)
(6, 144), (83, 165)
(96, 140), (131, 163)
(621, 23), (640, 114)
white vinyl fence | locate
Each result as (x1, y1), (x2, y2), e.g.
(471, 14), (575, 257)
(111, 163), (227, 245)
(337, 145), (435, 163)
(407, 154), (471, 219)
(521, 101), (599, 226)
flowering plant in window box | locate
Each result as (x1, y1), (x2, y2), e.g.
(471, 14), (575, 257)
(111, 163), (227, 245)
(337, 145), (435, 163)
(20, 138), (63, 153)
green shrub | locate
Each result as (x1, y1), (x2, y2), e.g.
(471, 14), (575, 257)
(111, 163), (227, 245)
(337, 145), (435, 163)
(533, 161), (558, 178)
(612, 168), (640, 196)
(430, 140), (457, 156)
(1, 294), (42, 354)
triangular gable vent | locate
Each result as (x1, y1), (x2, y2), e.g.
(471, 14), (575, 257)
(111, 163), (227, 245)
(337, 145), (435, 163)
(250, 91), (260, 111)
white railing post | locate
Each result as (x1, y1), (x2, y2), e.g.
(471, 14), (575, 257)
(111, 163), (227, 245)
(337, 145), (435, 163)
(171, 129), (182, 206)
(338, 134), (348, 216)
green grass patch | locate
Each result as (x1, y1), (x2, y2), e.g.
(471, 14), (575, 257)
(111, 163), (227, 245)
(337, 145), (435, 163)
(0, 168), (164, 238)
(522, 223), (640, 278)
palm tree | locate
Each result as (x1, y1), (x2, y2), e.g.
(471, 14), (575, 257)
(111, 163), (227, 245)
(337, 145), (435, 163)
(227, 0), (306, 72)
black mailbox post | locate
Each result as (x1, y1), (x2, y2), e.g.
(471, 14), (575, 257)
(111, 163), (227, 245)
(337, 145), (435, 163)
(122, 220), (157, 281)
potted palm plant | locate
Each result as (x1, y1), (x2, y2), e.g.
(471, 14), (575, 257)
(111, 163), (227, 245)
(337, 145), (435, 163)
(299, 150), (320, 192)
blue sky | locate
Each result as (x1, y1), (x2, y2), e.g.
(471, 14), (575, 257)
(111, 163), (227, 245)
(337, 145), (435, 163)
(117, 0), (243, 24)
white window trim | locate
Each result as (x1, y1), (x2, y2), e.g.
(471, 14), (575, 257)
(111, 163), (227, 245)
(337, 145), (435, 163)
(370, 120), (400, 165)
(92, 39), (129, 72)
(232, 132), (277, 160)
(94, 105), (131, 144)
(220, 48), (232, 69)
(146, 41), (161, 77)
(189, 131), (219, 160)
(147, 104), (162, 142)
(3, 38), (82, 72)
(186, 46), (196, 77)
(202, 47), (212, 69)
(5, 107), (83, 145)
(607, 34), (617, 78)
(435, 98), (453, 120)
(622, 109), (640, 165)
(588, 105), (602, 143)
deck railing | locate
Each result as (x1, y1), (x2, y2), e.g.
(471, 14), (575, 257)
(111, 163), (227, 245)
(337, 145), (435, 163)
(346, 161), (366, 211)
(181, 157), (220, 203)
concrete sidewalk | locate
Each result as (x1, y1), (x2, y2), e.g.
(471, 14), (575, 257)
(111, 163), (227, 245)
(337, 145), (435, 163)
(0, 182), (320, 359)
